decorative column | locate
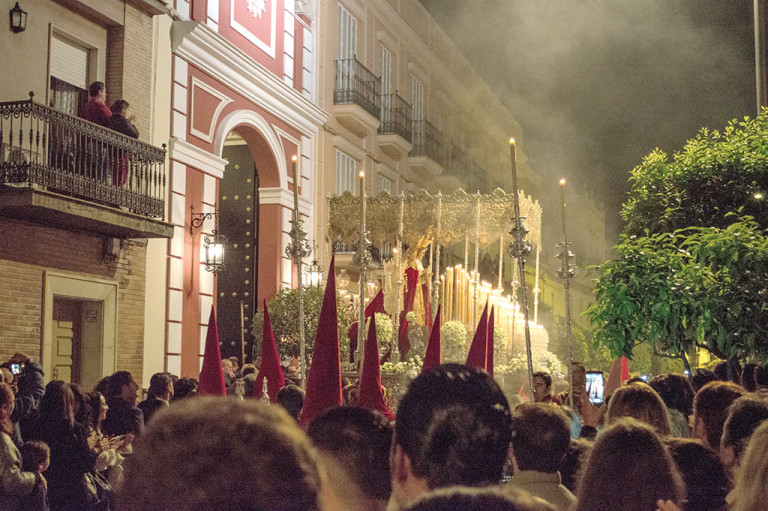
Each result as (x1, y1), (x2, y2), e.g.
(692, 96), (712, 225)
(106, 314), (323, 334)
(555, 178), (577, 408)
(506, 139), (535, 398)
(284, 156), (311, 388)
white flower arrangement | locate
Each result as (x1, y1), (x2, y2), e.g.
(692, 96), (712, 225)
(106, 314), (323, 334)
(381, 355), (423, 374)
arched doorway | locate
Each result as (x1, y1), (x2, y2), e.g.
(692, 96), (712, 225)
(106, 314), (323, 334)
(218, 130), (260, 361)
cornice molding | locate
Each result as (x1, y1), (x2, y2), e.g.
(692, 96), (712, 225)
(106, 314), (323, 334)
(169, 137), (228, 179)
(171, 21), (329, 137)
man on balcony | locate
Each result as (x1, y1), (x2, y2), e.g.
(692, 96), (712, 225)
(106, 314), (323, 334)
(81, 82), (111, 126)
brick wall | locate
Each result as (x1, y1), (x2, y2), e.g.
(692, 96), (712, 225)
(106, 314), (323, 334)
(106, 3), (155, 141)
(0, 218), (147, 384)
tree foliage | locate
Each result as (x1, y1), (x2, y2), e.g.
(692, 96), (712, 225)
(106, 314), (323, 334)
(252, 286), (350, 366)
(587, 218), (768, 362)
(622, 113), (768, 237)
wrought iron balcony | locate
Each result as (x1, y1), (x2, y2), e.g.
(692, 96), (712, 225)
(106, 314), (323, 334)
(378, 93), (412, 142)
(0, 95), (166, 219)
(410, 119), (444, 165)
(334, 58), (381, 120)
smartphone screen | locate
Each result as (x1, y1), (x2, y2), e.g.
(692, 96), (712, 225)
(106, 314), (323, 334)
(10, 364), (21, 375)
(585, 371), (605, 405)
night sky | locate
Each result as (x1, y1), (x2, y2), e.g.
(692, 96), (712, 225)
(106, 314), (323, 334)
(419, 0), (757, 249)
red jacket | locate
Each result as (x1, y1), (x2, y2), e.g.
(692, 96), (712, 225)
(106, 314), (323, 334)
(81, 97), (111, 126)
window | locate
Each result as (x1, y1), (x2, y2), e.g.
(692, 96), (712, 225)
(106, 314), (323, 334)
(49, 33), (90, 116)
(380, 46), (391, 121)
(337, 5), (357, 60)
(411, 75), (424, 146)
(379, 175), (392, 194)
(335, 150), (356, 195)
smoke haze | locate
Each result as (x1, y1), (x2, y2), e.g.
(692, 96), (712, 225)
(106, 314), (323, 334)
(420, 0), (755, 249)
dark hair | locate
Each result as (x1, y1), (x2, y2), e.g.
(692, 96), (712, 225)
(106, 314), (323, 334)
(559, 438), (593, 492)
(119, 397), (319, 510)
(665, 438), (729, 511)
(691, 368), (717, 392)
(405, 486), (553, 511)
(0, 382), (14, 435)
(649, 373), (695, 416)
(241, 364), (257, 377)
(510, 403), (570, 473)
(70, 382), (90, 426)
(147, 373), (173, 399)
(107, 371), (134, 399)
(94, 376), (111, 396)
(276, 385), (305, 421)
(20, 440), (50, 471)
(575, 418), (684, 511)
(395, 363), (512, 489)
(714, 361), (742, 384)
(39, 380), (75, 426)
(89, 81), (105, 97)
(722, 396), (768, 459)
(307, 406), (392, 502)
(88, 391), (105, 430)
(110, 99), (129, 115)
(693, 381), (747, 449)
(532, 371), (552, 390)
(754, 363), (768, 388)
(172, 377), (198, 401)
(740, 364), (758, 392)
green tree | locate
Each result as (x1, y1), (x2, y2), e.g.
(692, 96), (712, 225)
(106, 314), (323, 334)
(622, 112), (768, 237)
(252, 287), (350, 366)
(587, 218), (768, 364)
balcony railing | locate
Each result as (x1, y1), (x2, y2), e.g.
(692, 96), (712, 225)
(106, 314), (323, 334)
(378, 93), (412, 142)
(410, 119), (443, 165)
(334, 58), (381, 120)
(0, 95), (166, 218)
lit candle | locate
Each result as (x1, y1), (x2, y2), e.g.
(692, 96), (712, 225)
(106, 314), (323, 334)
(559, 178), (567, 240)
(359, 170), (366, 220)
(292, 155), (299, 222)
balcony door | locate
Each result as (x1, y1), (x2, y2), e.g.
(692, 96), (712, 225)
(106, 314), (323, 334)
(411, 75), (424, 148)
(49, 33), (90, 116)
(380, 46), (392, 124)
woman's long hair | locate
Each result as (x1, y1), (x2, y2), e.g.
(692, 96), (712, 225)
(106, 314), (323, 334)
(731, 420), (768, 511)
(575, 418), (684, 511)
(0, 382), (15, 435)
(605, 382), (672, 436)
(39, 380), (75, 427)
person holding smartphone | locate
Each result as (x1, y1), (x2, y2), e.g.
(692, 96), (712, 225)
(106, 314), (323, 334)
(0, 353), (44, 447)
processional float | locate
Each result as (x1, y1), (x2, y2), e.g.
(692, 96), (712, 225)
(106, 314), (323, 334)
(327, 152), (544, 388)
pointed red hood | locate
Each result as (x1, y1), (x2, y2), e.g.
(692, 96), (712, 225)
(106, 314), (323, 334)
(487, 306), (495, 377)
(198, 306), (226, 396)
(421, 305), (442, 373)
(300, 256), (342, 427)
(358, 314), (395, 421)
(255, 301), (285, 401)
(397, 268), (419, 355)
(465, 301), (489, 370)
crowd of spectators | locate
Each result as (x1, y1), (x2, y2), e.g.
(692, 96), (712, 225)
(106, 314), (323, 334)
(1, 350), (767, 511)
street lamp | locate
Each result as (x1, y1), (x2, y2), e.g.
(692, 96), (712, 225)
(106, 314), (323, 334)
(190, 206), (225, 274)
(303, 244), (324, 287)
(9, 3), (27, 33)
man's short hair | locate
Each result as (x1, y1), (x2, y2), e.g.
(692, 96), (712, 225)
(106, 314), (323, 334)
(691, 368), (717, 392)
(307, 406), (392, 502)
(107, 371), (133, 399)
(276, 384), (305, 421)
(147, 372), (173, 399)
(395, 363), (512, 489)
(721, 396), (768, 459)
(119, 397), (319, 510)
(511, 403), (571, 473)
(89, 81), (105, 97)
(532, 371), (552, 390)
(172, 377), (198, 400)
(754, 363), (768, 389)
(241, 363), (257, 377)
(693, 381), (747, 449)
(405, 486), (549, 511)
(110, 99), (129, 115)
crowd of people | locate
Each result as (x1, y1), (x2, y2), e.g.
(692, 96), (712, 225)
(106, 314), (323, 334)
(1, 351), (767, 511)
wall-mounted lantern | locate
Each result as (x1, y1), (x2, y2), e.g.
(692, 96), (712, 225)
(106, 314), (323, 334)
(190, 205), (225, 274)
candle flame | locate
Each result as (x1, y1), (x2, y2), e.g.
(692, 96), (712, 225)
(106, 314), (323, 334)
(359, 170), (365, 178)
(509, 137), (515, 145)
(291, 155), (297, 162)
(559, 178), (566, 186)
